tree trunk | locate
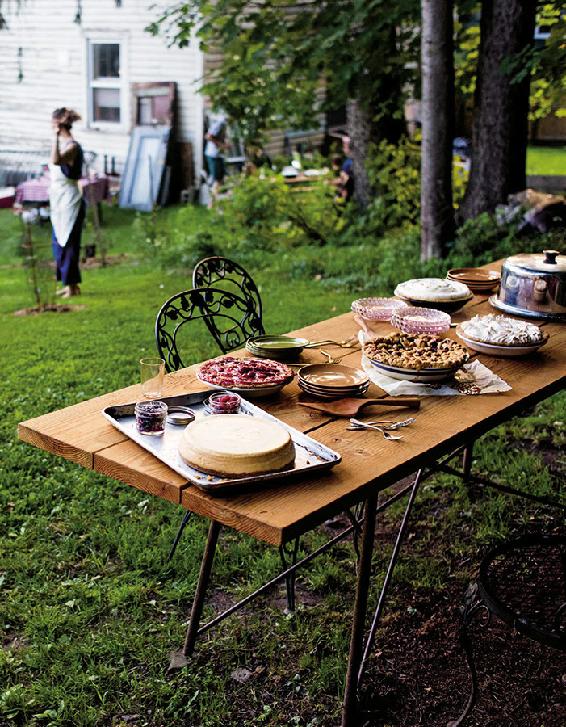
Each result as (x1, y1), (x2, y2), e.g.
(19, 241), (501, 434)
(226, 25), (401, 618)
(460, 0), (537, 221)
(420, 0), (455, 261)
(347, 98), (373, 209)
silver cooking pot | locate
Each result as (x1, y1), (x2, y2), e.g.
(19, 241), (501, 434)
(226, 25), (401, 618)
(491, 249), (566, 320)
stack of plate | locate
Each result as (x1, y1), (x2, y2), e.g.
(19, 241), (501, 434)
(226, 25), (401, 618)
(246, 335), (309, 361)
(447, 268), (501, 295)
(298, 364), (369, 399)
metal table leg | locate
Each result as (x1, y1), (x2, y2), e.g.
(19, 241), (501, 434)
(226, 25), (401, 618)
(167, 510), (192, 562)
(169, 519), (222, 670)
(341, 493), (378, 727)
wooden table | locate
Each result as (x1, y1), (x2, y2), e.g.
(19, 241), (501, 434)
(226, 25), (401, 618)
(18, 280), (565, 725)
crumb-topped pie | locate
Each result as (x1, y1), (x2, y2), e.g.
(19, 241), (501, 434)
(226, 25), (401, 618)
(364, 333), (469, 371)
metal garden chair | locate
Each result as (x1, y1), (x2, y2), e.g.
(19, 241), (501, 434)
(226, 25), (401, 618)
(156, 286), (263, 373)
(192, 256), (264, 337)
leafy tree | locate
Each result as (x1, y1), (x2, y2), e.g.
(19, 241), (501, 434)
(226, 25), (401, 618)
(148, 0), (419, 208)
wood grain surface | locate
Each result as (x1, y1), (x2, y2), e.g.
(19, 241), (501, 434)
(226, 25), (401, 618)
(18, 265), (565, 545)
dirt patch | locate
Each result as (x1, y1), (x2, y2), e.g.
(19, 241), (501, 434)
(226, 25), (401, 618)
(14, 303), (86, 316)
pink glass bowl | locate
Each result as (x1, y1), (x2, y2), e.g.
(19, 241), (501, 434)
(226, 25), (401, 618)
(391, 306), (452, 335)
(351, 297), (408, 322)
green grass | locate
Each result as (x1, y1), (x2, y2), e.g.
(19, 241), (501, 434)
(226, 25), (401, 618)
(526, 144), (566, 175)
(0, 205), (564, 726)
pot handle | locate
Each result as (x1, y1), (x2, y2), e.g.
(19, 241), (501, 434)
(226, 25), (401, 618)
(543, 249), (560, 265)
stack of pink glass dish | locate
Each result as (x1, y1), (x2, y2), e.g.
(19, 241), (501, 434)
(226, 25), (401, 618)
(391, 306), (451, 335)
(351, 297), (408, 322)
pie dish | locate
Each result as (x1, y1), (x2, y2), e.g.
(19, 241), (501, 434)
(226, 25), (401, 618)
(364, 333), (469, 371)
(178, 414), (295, 476)
(197, 356), (294, 397)
(394, 278), (473, 313)
(456, 314), (548, 357)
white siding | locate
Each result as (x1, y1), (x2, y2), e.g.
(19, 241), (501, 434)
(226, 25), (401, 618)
(0, 0), (204, 177)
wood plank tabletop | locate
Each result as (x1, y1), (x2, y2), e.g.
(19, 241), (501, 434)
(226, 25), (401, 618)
(18, 272), (565, 546)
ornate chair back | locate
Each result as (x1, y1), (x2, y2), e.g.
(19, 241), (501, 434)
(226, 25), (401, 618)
(192, 256), (264, 335)
(155, 287), (264, 372)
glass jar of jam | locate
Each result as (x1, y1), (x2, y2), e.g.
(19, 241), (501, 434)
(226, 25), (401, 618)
(135, 400), (167, 435)
(206, 391), (242, 414)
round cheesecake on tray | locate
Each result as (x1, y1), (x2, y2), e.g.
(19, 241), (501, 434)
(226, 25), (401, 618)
(178, 414), (296, 477)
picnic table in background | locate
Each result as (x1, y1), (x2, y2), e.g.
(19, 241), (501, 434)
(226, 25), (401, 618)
(15, 172), (109, 206)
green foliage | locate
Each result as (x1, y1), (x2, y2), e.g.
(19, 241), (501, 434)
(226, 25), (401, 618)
(147, 0), (418, 144)
(455, 2), (566, 122)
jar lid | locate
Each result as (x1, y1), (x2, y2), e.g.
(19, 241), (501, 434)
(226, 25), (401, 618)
(166, 406), (196, 426)
(506, 250), (566, 273)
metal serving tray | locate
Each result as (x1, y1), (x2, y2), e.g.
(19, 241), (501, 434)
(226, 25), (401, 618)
(102, 390), (341, 495)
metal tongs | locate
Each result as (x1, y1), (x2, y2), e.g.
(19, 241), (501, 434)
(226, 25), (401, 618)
(347, 417), (416, 440)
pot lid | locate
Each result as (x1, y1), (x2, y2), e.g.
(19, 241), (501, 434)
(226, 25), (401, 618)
(506, 249), (566, 273)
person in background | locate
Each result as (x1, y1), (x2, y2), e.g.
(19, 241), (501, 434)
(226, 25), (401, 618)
(204, 115), (227, 206)
(49, 107), (85, 297)
(338, 135), (354, 202)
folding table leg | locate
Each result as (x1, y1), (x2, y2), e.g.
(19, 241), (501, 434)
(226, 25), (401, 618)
(462, 442), (474, 483)
(341, 494), (378, 727)
(279, 538), (301, 613)
(169, 519), (222, 670)
(183, 519), (222, 656)
(166, 510), (192, 562)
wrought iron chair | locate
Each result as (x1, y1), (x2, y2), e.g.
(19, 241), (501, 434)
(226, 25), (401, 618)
(155, 285), (263, 562)
(156, 284), (301, 613)
(192, 256), (264, 337)
(450, 533), (566, 726)
(156, 286), (263, 373)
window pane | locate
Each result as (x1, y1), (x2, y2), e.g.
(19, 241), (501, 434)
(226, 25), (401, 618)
(93, 88), (120, 122)
(93, 44), (120, 79)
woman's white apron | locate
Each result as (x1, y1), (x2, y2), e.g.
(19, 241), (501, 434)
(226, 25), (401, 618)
(48, 162), (82, 247)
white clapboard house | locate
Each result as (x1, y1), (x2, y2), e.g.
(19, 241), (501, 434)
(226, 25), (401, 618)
(0, 0), (207, 200)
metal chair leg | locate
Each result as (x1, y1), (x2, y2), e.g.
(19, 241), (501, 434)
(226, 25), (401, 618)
(279, 538), (301, 613)
(448, 583), (486, 727)
(167, 510), (192, 562)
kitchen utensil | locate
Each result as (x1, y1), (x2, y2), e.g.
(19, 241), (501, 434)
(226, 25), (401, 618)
(346, 418), (404, 440)
(490, 249), (566, 320)
(103, 391), (341, 495)
(319, 348), (360, 364)
(298, 396), (421, 417)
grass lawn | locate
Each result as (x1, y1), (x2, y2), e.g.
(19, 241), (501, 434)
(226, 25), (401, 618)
(0, 205), (564, 726)
(527, 144), (566, 175)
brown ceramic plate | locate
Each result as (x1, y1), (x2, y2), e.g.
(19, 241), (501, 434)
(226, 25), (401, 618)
(299, 364), (369, 388)
(448, 268), (501, 283)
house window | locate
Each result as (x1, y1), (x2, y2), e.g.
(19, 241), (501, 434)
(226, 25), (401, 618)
(88, 41), (122, 125)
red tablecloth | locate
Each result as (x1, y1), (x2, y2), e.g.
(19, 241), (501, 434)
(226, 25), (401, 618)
(15, 174), (109, 205)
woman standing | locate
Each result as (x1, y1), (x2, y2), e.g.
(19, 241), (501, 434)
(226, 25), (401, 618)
(49, 107), (85, 297)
